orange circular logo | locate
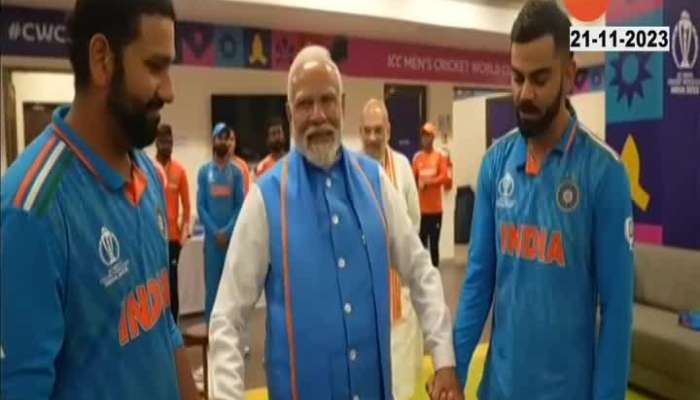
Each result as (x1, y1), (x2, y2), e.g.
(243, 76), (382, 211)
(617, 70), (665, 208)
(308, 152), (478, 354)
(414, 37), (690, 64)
(564, 0), (609, 22)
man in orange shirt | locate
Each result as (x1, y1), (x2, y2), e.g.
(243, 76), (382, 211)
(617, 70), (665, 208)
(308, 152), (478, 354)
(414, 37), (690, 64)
(229, 127), (251, 195)
(156, 124), (191, 322)
(412, 122), (451, 267)
(256, 116), (287, 178)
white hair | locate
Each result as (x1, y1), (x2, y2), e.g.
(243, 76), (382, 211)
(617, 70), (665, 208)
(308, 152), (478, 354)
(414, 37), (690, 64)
(287, 45), (343, 104)
(286, 45), (344, 169)
(361, 98), (390, 125)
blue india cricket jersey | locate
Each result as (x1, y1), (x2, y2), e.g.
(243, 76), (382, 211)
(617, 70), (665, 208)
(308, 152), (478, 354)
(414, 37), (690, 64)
(454, 116), (635, 400)
(196, 161), (244, 238)
(196, 159), (244, 322)
(1, 106), (183, 399)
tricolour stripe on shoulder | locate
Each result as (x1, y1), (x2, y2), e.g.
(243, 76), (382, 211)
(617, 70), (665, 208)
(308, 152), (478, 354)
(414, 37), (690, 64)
(13, 135), (59, 208)
(579, 124), (621, 162)
(485, 128), (519, 156)
(23, 141), (67, 211)
(33, 149), (74, 215)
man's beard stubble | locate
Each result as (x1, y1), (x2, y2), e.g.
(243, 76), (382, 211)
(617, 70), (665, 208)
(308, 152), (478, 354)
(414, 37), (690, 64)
(297, 123), (341, 169)
(107, 63), (164, 150)
(516, 83), (563, 139)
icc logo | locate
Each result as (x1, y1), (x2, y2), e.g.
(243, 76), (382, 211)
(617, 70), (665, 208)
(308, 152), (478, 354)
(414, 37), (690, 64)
(99, 227), (120, 266)
(496, 172), (516, 209)
(672, 10), (698, 70)
(625, 217), (635, 251)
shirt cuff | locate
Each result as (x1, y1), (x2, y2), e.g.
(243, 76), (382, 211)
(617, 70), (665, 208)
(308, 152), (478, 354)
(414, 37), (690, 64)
(171, 325), (184, 348)
(432, 341), (456, 370)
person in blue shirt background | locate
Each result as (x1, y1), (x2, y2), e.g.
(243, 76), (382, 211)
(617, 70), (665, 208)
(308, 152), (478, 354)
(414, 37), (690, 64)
(197, 123), (245, 324)
(0, 0), (197, 398)
(453, 1), (634, 399)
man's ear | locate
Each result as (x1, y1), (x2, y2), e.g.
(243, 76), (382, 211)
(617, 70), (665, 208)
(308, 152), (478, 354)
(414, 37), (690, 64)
(564, 56), (577, 95)
(88, 33), (116, 88)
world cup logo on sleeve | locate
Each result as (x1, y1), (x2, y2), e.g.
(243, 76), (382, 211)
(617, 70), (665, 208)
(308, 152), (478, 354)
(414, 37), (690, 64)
(672, 10), (698, 70)
(625, 217), (635, 251)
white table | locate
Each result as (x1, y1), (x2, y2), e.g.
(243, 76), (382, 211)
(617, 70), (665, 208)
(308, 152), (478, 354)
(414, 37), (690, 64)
(177, 235), (265, 316)
(178, 236), (205, 315)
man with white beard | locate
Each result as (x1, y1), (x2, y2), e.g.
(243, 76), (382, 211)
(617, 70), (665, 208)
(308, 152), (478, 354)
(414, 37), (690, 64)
(208, 45), (462, 400)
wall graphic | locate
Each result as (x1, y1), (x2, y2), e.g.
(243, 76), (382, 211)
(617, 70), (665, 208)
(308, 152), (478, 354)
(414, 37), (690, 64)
(606, 0), (700, 249)
(0, 6), (510, 86)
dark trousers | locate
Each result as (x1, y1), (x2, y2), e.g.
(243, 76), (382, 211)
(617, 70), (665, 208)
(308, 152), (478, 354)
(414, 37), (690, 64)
(419, 213), (442, 267)
(168, 241), (182, 322)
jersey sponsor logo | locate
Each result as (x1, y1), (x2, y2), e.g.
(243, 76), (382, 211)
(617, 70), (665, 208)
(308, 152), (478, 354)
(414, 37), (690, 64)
(625, 217), (635, 250)
(99, 227), (129, 287)
(556, 179), (580, 212)
(500, 222), (566, 267)
(208, 166), (235, 184)
(156, 207), (167, 240)
(496, 172), (516, 209)
(118, 268), (171, 346)
(211, 184), (232, 197)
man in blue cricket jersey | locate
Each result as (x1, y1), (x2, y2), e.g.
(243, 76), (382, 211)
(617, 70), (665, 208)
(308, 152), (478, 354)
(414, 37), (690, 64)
(453, 1), (635, 399)
(197, 123), (245, 324)
(0, 0), (197, 399)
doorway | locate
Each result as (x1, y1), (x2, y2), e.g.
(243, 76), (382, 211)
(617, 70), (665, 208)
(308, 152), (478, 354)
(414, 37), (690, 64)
(384, 84), (427, 161)
(23, 102), (61, 147)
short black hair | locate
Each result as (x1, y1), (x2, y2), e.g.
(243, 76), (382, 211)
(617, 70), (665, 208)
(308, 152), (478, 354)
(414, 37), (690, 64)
(67, 0), (176, 90)
(511, 0), (573, 59)
(266, 116), (284, 130)
(157, 124), (172, 137)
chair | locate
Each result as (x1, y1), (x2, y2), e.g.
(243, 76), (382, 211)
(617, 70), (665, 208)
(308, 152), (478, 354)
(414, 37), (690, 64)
(182, 322), (209, 399)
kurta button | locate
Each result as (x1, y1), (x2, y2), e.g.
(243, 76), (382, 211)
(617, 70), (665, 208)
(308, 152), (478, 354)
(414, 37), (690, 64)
(349, 349), (357, 361)
(332, 214), (340, 225)
(338, 258), (346, 268)
(326, 177), (332, 188)
(344, 303), (352, 314)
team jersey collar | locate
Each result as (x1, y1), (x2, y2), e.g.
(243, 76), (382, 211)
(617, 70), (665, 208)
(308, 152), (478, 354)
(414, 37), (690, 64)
(52, 106), (134, 191)
(513, 114), (578, 170)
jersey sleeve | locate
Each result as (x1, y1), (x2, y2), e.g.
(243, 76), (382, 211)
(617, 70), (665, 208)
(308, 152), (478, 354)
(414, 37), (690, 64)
(1, 208), (67, 399)
(434, 153), (451, 187)
(197, 166), (219, 236)
(179, 168), (192, 240)
(223, 168), (245, 236)
(453, 154), (498, 389)
(592, 162), (634, 400)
